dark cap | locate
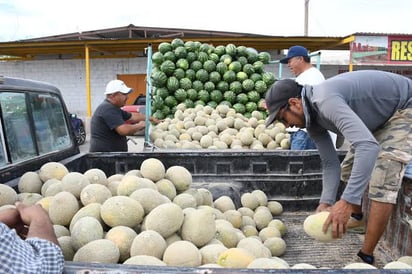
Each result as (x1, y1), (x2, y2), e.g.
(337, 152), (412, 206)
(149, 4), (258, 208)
(280, 45), (309, 64)
(265, 79), (302, 127)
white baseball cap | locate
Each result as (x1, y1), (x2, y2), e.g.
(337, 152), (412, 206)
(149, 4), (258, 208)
(104, 80), (132, 95)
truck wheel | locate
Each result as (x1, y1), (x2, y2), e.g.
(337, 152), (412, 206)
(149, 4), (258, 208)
(76, 124), (86, 145)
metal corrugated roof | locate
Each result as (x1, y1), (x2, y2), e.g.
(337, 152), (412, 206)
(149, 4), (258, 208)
(0, 24), (353, 60)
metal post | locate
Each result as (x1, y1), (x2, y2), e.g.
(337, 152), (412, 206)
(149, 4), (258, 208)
(144, 44), (153, 146)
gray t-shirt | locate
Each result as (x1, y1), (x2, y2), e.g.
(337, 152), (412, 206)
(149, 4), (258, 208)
(90, 99), (132, 152)
(302, 70), (412, 205)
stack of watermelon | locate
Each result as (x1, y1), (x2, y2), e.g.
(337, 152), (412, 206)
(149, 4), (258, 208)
(150, 38), (276, 119)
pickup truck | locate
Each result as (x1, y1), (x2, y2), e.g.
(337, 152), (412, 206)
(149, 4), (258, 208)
(0, 76), (410, 272)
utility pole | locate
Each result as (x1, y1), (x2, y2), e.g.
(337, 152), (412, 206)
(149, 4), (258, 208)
(304, 0), (309, 36)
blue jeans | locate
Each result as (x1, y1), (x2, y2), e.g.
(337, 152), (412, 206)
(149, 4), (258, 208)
(290, 129), (317, 150)
(405, 160), (412, 179)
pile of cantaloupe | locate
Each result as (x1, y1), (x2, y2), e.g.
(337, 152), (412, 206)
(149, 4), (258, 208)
(0, 159), (411, 270)
(149, 104), (290, 150)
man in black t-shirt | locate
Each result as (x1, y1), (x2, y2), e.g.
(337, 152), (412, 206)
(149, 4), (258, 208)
(90, 80), (158, 152)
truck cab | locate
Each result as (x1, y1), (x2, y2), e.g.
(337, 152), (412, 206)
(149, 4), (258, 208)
(0, 76), (79, 187)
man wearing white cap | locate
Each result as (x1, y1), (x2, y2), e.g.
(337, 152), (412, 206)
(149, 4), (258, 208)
(90, 79), (158, 152)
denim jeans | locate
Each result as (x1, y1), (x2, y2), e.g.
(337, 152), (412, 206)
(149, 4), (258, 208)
(290, 129), (317, 150)
(405, 160), (412, 179)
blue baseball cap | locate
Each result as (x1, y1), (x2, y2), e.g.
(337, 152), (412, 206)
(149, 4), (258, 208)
(280, 46), (309, 64)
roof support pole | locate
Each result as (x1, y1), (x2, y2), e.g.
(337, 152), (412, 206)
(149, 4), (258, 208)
(85, 45), (92, 117)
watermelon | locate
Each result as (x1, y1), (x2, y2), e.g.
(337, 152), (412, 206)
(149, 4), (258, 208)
(236, 71), (248, 82)
(216, 62), (228, 75)
(216, 81), (229, 92)
(209, 53), (220, 63)
(229, 81), (243, 94)
(233, 103), (246, 114)
(223, 70), (236, 83)
(166, 76), (180, 92)
(262, 72), (276, 86)
(219, 101), (232, 107)
(242, 79), (255, 91)
(214, 45), (226, 56)
(174, 89), (187, 102)
(155, 87), (169, 99)
(207, 101), (218, 108)
(254, 80), (268, 94)
(195, 69), (209, 83)
(245, 102), (258, 113)
(236, 93), (248, 104)
(190, 60), (203, 71)
(210, 90), (223, 103)
(220, 54), (232, 65)
(163, 51), (176, 62)
(164, 96), (178, 107)
(252, 61), (264, 73)
(197, 90), (210, 102)
(209, 71), (221, 84)
(195, 100), (205, 106)
(198, 52), (209, 63)
(153, 109), (165, 120)
(229, 61), (242, 73)
(223, 91), (236, 104)
(247, 91), (260, 102)
(184, 41), (197, 52)
(192, 80), (204, 91)
(184, 99), (195, 108)
(225, 44), (237, 57)
(151, 71), (168, 88)
(199, 43), (211, 53)
(246, 49), (259, 63)
(186, 52), (198, 63)
(242, 64), (255, 76)
(185, 69), (196, 81)
(171, 38), (184, 49)
(176, 58), (189, 70)
(152, 52), (164, 65)
(174, 46), (187, 59)
(158, 42), (172, 54)
(179, 78), (192, 90)
(187, 89), (198, 101)
(152, 95), (164, 109)
(204, 81), (215, 92)
(173, 68), (185, 80)
(258, 52), (271, 64)
(237, 56), (248, 66)
(250, 73), (262, 82)
(160, 60), (176, 76)
(203, 60), (216, 73)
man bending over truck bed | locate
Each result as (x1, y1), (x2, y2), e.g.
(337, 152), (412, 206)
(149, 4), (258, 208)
(265, 70), (412, 265)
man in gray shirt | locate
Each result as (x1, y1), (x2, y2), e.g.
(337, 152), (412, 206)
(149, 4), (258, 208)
(265, 70), (412, 264)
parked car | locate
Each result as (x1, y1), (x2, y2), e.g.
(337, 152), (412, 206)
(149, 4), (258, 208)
(70, 113), (86, 145)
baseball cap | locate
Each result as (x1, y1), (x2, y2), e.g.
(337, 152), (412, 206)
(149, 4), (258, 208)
(279, 45), (309, 64)
(265, 79), (302, 127)
(104, 80), (132, 95)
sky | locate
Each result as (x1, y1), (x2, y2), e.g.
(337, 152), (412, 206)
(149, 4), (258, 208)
(0, 0), (411, 42)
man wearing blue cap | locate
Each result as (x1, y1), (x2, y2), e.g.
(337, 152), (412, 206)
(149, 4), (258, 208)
(280, 46), (336, 149)
(265, 70), (412, 265)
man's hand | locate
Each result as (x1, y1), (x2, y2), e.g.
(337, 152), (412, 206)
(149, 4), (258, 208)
(316, 203), (331, 213)
(323, 199), (352, 239)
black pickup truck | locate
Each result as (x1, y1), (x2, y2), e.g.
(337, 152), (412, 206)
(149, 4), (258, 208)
(0, 76), (410, 273)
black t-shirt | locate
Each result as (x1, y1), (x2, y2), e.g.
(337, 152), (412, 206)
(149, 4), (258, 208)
(89, 99), (132, 152)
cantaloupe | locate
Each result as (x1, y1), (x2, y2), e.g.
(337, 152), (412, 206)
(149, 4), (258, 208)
(181, 208), (216, 247)
(41, 178), (61, 196)
(259, 226), (281, 242)
(130, 230), (166, 259)
(398, 256), (412, 267)
(165, 166), (192, 192)
(267, 219), (287, 236)
(0, 184), (18, 206)
(83, 168), (108, 186)
(107, 180), (121, 196)
(105, 226), (138, 262)
(107, 174), (124, 183)
(264, 237), (287, 257)
(241, 192), (260, 210)
(48, 191), (79, 226)
(197, 188), (213, 206)
(267, 201), (283, 215)
(253, 206), (273, 230)
(237, 237), (271, 259)
(303, 211), (335, 242)
(242, 225), (258, 237)
(44, 182), (63, 197)
(215, 227), (240, 248)
(223, 209), (242, 229)
(173, 193), (197, 209)
(80, 183), (112, 206)
(343, 262), (377, 269)
(100, 196), (144, 228)
(247, 257), (289, 269)
(143, 203), (184, 238)
(199, 244), (228, 265)
(61, 172), (90, 199)
(71, 216), (104, 251)
(155, 179), (177, 201)
(383, 261), (412, 269)
(53, 224), (70, 238)
(18, 171), (43, 194)
(123, 255), (166, 266)
(17, 193), (43, 205)
(69, 202), (103, 231)
(129, 188), (170, 214)
(165, 233), (182, 246)
(214, 195), (236, 212)
(251, 190), (268, 206)
(39, 162), (69, 182)
(217, 247), (255, 268)
(73, 239), (120, 263)
(58, 236), (75, 261)
(238, 207), (255, 218)
(140, 158), (165, 182)
(291, 263), (318, 269)
(35, 196), (53, 212)
(163, 240), (202, 267)
(116, 175), (140, 196)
